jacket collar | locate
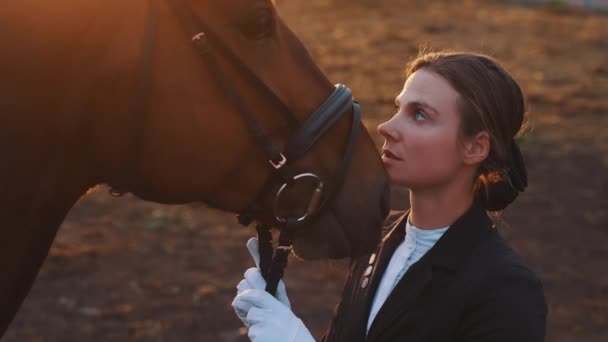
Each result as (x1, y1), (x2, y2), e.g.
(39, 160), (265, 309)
(378, 202), (494, 270)
(366, 202), (495, 340)
(425, 201), (495, 271)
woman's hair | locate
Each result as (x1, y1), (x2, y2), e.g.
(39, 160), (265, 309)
(405, 51), (530, 211)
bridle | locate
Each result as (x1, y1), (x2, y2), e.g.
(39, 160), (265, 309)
(126, 0), (363, 296)
(171, 0), (362, 295)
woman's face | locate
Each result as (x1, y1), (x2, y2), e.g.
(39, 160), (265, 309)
(378, 68), (465, 190)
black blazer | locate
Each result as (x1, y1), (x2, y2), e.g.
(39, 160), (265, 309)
(323, 203), (547, 342)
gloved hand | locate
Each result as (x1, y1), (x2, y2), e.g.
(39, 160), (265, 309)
(233, 238), (290, 327)
(233, 289), (316, 342)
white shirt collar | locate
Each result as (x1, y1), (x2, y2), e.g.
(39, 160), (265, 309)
(404, 217), (450, 245)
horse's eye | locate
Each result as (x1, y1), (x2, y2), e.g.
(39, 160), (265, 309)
(238, 7), (275, 40)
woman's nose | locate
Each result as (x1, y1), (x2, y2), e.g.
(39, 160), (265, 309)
(377, 120), (396, 141)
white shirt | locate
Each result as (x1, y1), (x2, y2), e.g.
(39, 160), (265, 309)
(366, 218), (450, 333)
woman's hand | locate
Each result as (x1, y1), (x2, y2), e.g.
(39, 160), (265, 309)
(233, 238), (290, 326)
(236, 238), (291, 307)
(231, 238), (315, 341)
(233, 289), (315, 342)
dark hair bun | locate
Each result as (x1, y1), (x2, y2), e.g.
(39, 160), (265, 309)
(475, 177), (520, 211)
(476, 140), (528, 211)
(509, 140), (528, 192)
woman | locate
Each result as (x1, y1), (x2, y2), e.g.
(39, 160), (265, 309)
(231, 51), (548, 341)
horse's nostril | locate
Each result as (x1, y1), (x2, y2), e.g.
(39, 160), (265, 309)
(380, 182), (390, 218)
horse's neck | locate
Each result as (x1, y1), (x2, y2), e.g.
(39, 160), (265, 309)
(0, 156), (91, 336)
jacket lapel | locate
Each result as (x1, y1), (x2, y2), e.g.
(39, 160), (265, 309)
(367, 257), (432, 340)
(366, 203), (495, 341)
(360, 210), (409, 325)
(326, 211), (409, 342)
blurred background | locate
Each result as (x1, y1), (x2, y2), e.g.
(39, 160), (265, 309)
(4, 0), (607, 341)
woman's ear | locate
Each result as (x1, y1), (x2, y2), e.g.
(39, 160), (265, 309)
(461, 131), (490, 166)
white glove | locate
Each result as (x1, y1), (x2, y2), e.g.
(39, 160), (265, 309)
(233, 289), (316, 342)
(233, 238), (290, 327)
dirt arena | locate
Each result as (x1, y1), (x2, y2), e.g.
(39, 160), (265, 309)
(4, 0), (607, 341)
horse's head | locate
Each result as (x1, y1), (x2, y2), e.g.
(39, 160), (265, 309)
(93, 0), (389, 259)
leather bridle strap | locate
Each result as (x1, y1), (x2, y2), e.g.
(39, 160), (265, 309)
(284, 84), (355, 161)
(300, 99), (361, 222)
(190, 33), (291, 180)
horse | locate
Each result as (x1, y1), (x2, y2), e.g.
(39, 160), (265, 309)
(0, 0), (390, 335)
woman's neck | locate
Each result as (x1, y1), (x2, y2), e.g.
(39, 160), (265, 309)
(408, 179), (475, 230)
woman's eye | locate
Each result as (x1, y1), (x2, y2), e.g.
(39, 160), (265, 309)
(414, 110), (426, 121)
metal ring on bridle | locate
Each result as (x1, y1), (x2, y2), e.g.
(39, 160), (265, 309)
(274, 173), (324, 223)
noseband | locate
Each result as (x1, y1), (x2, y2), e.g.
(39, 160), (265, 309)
(166, 0), (362, 296)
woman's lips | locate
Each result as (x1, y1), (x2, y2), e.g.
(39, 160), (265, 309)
(382, 149), (402, 161)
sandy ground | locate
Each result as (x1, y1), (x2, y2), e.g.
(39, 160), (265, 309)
(4, 0), (608, 341)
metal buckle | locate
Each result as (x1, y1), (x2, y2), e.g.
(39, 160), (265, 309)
(274, 173), (324, 223)
(269, 153), (287, 170)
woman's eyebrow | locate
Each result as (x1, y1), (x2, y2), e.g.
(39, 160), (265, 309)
(411, 100), (439, 116)
(395, 98), (440, 116)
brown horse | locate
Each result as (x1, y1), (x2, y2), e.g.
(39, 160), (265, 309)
(0, 0), (389, 334)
